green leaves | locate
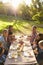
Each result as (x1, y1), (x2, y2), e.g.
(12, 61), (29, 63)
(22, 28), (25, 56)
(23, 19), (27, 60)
(32, 11), (43, 21)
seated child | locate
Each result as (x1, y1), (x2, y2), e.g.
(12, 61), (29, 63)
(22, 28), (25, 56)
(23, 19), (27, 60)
(32, 33), (43, 64)
(0, 42), (4, 57)
(37, 40), (43, 60)
(33, 33), (43, 50)
(0, 42), (6, 63)
(30, 25), (37, 44)
(34, 40), (43, 62)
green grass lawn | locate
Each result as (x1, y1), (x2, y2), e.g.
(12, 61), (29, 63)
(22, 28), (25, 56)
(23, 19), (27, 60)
(0, 15), (43, 35)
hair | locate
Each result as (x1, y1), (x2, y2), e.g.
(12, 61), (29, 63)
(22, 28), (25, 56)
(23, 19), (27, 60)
(34, 33), (43, 45)
(9, 32), (13, 35)
(38, 40), (43, 47)
(8, 25), (13, 29)
(32, 25), (37, 29)
(3, 29), (8, 33)
(8, 25), (13, 35)
(38, 33), (43, 40)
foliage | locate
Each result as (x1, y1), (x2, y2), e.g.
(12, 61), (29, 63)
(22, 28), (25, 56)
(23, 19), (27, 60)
(18, 3), (31, 20)
(0, 0), (43, 20)
(32, 11), (43, 21)
(0, 15), (43, 34)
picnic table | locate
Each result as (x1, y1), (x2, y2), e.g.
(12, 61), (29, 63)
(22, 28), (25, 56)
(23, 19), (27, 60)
(4, 35), (39, 65)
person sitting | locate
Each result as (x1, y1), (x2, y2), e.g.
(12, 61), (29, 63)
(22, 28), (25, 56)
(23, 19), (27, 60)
(30, 25), (38, 44)
(7, 33), (13, 48)
(0, 29), (8, 55)
(0, 42), (6, 63)
(37, 40), (43, 60)
(7, 33), (16, 48)
(36, 40), (43, 64)
(32, 33), (43, 50)
(8, 25), (14, 35)
(32, 33), (43, 63)
(0, 42), (4, 57)
(11, 34), (16, 43)
(33, 40), (43, 64)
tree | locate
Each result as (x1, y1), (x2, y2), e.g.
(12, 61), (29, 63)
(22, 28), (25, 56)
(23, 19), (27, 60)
(18, 3), (31, 20)
(32, 11), (43, 21)
(31, 0), (43, 21)
(30, 0), (43, 15)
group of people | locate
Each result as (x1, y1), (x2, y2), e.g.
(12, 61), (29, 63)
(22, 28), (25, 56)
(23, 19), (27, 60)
(0, 25), (14, 64)
(0, 25), (43, 65)
(30, 26), (43, 64)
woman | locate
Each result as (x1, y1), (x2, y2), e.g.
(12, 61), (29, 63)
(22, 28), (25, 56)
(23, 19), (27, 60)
(30, 25), (38, 44)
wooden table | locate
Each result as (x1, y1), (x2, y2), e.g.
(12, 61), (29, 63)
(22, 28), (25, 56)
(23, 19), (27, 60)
(4, 35), (38, 65)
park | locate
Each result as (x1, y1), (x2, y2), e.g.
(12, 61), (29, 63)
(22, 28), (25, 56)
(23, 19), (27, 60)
(0, 0), (43, 65)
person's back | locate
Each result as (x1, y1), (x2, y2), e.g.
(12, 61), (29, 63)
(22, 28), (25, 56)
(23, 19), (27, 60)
(36, 40), (43, 62)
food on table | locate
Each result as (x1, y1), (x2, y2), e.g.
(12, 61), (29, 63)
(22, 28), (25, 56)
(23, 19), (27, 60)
(19, 40), (24, 45)
(23, 51), (34, 57)
(23, 52), (29, 57)
(8, 52), (18, 59)
(10, 44), (17, 50)
(23, 46), (31, 51)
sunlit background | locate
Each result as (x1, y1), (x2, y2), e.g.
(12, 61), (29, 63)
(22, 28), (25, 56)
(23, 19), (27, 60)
(0, 0), (43, 9)
(0, 0), (43, 34)
(0, 0), (32, 8)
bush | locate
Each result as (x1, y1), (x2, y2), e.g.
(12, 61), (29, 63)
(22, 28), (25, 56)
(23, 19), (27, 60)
(32, 11), (43, 21)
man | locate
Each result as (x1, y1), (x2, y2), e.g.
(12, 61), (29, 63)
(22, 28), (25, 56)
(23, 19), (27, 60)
(8, 25), (13, 35)
(8, 25), (14, 48)
(0, 29), (8, 64)
(0, 29), (8, 55)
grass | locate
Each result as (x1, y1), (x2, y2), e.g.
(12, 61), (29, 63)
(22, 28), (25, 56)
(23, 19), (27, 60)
(0, 15), (43, 35)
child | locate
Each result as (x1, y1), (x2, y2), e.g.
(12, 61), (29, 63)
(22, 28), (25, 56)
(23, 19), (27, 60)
(0, 42), (6, 63)
(33, 33), (43, 50)
(36, 40), (43, 64)
(0, 42), (4, 57)
(38, 40), (43, 50)
(38, 40), (43, 57)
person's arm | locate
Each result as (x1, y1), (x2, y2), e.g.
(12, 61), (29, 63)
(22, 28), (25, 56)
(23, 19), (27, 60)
(0, 43), (5, 56)
(1, 48), (4, 54)
(0, 48), (5, 57)
(33, 48), (38, 55)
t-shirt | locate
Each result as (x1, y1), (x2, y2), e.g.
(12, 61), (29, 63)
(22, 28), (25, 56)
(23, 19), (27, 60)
(37, 47), (43, 60)
(0, 36), (7, 49)
(30, 32), (37, 43)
